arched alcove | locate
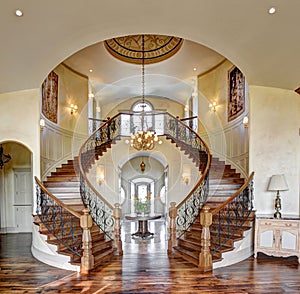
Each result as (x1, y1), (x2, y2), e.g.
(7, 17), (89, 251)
(120, 154), (166, 216)
(0, 141), (33, 233)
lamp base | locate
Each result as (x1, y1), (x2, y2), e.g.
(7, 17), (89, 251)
(274, 211), (282, 219)
(274, 192), (282, 219)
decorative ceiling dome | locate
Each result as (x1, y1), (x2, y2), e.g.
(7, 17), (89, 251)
(104, 34), (183, 64)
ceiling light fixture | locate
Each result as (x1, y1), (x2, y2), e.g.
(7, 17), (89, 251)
(15, 9), (23, 17)
(268, 7), (276, 14)
(140, 161), (146, 172)
(131, 35), (162, 151)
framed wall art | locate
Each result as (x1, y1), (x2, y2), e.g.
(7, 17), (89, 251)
(42, 71), (58, 123)
(228, 66), (245, 122)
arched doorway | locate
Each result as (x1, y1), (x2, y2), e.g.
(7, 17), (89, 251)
(119, 154), (167, 217)
(0, 141), (33, 233)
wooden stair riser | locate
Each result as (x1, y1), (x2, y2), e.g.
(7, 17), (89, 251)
(185, 234), (235, 248)
(178, 237), (234, 254)
(46, 176), (79, 182)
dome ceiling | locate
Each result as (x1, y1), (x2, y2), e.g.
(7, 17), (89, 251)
(104, 35), (183, 64)
(64, 36), (225, 105)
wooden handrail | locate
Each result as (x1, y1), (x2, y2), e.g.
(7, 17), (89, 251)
(165, 112), (211, 210)
(34, 176), (81, 219)
(180, 115), (198, 122)
(211, 171), (254, 215)
(78, 116), (119, 210)
(80, 111), (211, 211)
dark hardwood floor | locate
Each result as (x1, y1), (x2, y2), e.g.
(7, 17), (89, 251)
(1, 220), (300, 293)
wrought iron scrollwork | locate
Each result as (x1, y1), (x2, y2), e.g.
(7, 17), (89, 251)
(80, 174), (114, 240)
(210, 173), (254, 255)
(176, 172), (209, 238)
(80, 112), (210, 243)
(35, 181), (82, 257)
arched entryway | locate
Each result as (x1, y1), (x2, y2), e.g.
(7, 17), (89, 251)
(0, 141), (33, 233)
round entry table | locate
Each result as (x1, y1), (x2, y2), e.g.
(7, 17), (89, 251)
(125, 215), (161, 239)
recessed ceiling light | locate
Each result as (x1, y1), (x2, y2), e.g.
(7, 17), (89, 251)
(89, 69), (93, 73)
(15, 9), (23, 17)
(268, 7), (276, 14)
(193, 67), (197, 71)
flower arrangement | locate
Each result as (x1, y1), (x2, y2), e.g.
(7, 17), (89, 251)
(134, 193), (151, 215)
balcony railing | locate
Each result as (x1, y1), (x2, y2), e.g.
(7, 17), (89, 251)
(78, 112), (210, 242)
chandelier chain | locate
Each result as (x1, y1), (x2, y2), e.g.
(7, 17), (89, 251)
(130, 35), (162, 151)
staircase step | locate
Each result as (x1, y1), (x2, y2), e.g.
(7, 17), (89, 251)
(173, 246), (199, 266)
(207, 196), (232, 202)
(209, 178), (244, 185)
(44, 181), (80, 188)
(48, 192), (81, 199)
(46, 176), (79, 182)
(46, 186), (80, 193)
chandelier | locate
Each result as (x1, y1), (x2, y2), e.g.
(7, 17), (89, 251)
(131, 130), (161, 150)
(130, 35), (162, 151)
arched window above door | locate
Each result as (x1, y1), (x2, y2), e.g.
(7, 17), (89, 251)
(132, 100), (153, 112)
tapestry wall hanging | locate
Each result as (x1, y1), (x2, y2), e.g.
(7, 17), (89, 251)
(42, 71), (58, 123)
(228, 66), (245, 122)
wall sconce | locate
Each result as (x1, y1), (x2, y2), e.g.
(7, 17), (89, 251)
(182, 172), (190, 185)
(243, 116), (249, 128)
(70, 104), (78, 115)
(97, 165), (105, 185)
(209, 101), (217, 112)
(40, 118), (45, 131)
(98, 173), (105, 185)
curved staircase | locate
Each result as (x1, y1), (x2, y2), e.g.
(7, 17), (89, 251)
(34, 155), (116, 269)
(172, 160), (254, 266)
(34, 112), (253, 272)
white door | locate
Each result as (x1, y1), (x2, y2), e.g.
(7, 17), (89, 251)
(14, 169), (33, 232)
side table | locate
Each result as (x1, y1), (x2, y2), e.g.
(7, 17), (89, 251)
(254, 215), (300, 263)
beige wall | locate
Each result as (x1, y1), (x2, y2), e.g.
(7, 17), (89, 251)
(198, 60), (249, 175)
(41, 64), (89, 177)
(0, 89), (40, 176)
(249, 86), (300, 216)
(53, 64), (89, 134)
(0, 89), (39, 231)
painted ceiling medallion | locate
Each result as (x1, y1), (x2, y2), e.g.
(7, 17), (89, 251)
(104, 35), (183, 64)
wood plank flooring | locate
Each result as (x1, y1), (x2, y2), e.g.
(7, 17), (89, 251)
(1, 221), (300, 293)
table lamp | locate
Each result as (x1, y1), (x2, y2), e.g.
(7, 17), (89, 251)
(268, 174), (289, 219)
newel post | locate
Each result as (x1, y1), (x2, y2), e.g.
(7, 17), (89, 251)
(168, 201), (178, 254)
(80, 208), (94, 275)
(112, 203), (123, 255)
(198, 205), (212, 272)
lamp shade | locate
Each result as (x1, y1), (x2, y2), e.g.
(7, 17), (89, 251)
(268, 174), (289, 191)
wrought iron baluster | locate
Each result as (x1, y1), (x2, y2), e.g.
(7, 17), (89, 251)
(35, 180), (82, 257)
(210, 174), (254, 254)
